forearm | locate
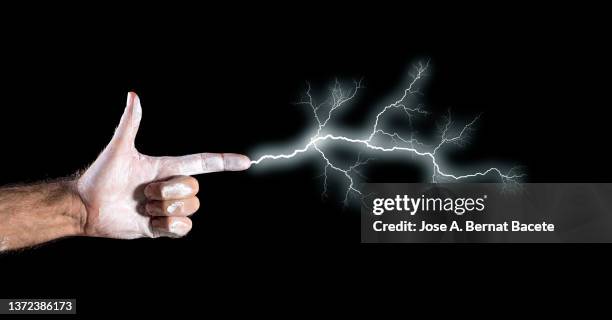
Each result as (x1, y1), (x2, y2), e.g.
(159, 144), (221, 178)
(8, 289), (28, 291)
(0, 179), (86, 251)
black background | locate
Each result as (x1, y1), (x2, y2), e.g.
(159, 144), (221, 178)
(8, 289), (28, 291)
(0, 4), (610, 315)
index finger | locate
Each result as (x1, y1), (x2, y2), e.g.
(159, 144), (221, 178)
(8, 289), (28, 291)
(159, 153), (251, 176)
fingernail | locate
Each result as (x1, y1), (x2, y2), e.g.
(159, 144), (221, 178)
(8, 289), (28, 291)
(167, 201), (184, 214)
(162, 183), (192, 198)
(240, 155), (251, 170)
(134, 95), (142, 116)
(225, 154), (251, 170)
(126, 92), (133, 106)
(169, 220), (190, 235)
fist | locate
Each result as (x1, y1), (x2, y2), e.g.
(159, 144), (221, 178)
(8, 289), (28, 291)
(144, 175), (201, 237)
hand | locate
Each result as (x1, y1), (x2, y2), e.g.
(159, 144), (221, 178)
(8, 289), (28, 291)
(76, 92), (250, 239)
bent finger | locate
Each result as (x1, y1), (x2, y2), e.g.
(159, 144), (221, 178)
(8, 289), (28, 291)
(150, 217), (192, 238)
(146, 197), (200, 217)
(144, 176), (199, 200)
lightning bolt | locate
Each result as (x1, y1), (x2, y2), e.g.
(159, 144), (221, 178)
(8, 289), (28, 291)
(251, 61), (523, 204)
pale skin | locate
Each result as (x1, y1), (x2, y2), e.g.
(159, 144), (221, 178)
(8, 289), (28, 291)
(0, 92), (250, 251)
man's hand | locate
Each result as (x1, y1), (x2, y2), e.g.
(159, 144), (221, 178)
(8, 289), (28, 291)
(0, 92), (249, 251)
(77, 92), (250, 239)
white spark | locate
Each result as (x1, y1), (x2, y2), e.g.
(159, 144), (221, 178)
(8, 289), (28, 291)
(251, 61), (523, 203)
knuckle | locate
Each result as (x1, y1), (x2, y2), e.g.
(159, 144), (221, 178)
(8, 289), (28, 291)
(199, 153), (208, 172)
(144, 183), (156, 198)
(146, 201), (163, 216)
(222, 153), (229, 170)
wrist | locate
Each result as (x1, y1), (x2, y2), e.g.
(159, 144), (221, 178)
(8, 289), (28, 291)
(65, 180), (88, 236)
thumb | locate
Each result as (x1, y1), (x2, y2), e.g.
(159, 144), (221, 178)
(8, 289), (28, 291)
(110, 92), (142, 149)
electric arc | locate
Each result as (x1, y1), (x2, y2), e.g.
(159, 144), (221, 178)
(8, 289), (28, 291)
(251, 61), (523, 204)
